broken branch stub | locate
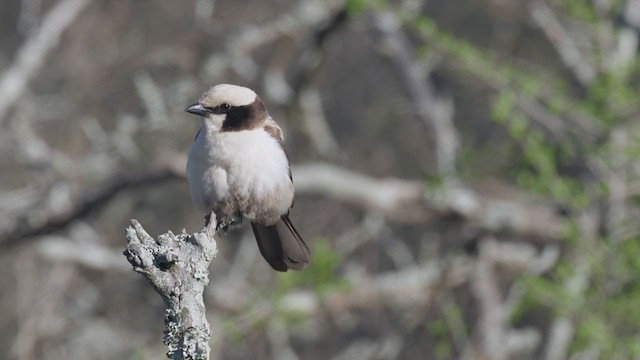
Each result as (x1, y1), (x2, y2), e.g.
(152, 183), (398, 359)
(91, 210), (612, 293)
(123, 218), (217, 360)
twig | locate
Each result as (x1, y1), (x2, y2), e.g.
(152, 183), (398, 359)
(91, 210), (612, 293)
(123, 219), (217, 360)
(0, 0), (90, 123)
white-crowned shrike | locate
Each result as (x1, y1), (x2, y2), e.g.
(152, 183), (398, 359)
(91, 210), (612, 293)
(185, 84), (310, 271)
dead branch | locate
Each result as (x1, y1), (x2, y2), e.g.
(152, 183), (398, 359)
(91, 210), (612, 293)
(123, 219), (217, 360)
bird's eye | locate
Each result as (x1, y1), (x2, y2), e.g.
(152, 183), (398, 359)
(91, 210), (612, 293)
(219, 103), (231, 112)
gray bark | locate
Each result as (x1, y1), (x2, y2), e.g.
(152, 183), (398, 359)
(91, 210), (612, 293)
(123, 218), (217, 360)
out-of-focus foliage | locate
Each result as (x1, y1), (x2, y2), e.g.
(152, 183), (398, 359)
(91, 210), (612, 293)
(278, 239), (348, 296)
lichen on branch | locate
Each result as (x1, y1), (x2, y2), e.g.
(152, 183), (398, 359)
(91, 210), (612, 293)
(123, 219), (217, 360)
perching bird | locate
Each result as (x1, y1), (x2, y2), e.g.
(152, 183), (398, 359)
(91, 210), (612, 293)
(185, 84), (310, 271)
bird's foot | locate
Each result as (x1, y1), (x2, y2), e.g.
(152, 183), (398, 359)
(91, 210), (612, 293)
(229, 213), (244, 227)
(215, 213), (244, 233)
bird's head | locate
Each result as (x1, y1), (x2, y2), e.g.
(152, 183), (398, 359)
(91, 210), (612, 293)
(185, 84), (268, 131)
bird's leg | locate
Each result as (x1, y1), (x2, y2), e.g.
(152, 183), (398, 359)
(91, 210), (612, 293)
(204, 212), (217, 238)
(213, 212), (244, 234)
(215, 215), (231, 234)
(228, 212), (244, 227)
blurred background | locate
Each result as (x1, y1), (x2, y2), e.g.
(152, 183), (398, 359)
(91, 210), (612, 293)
(1, 0), (640, 359)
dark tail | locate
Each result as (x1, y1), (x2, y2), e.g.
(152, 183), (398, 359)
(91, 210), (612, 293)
(251, 215), (310, 271)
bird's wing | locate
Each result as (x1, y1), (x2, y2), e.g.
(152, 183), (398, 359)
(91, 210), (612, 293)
(263, 117), (292, 182)
(263, 117), (285, 144)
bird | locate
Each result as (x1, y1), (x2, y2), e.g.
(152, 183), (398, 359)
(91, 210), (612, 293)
(184, 84), (310, 271)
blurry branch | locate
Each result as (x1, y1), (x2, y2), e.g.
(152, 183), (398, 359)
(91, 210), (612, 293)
(194, 0), (216, 30)
(124, 219), (217, 360)
(297, 87), (341, 158)
(293, 163), (565, 240)
(528, 0), (597, 85)
(18, 0), (43, 34)
(472, 238), (536, 360)
(293, 163), (426, 221)
(36, 235), (126, 271)
(216, 257), (472, 326)
(541, 209), (598, 360)
(234, 0), (344, 54)
(0, 167), (181, 247)
(321, 259), (470, 311)
(217, 239), (555, 349)
(624, 0), (640, 29)
(134, 72), (171, 128)
(334, 215), (386, 257)
(372, 11), (458, 177)
(471, 239), (508, 360)
(11, 260), (74, 360)
(608, 0), (640, 71)
(203, 0), (346, 80)
(198, 0), (348, 160)
(330, 336), (402, 360)
(0, 0), (90, 123)
(282, 7), (348, 159)
(594, 128), (629, 242)
(489, 78), (602, 142)
(11, 111), (75, 172)
(507, 93), (570, 139)
(489, 241), (559, 274)
(210, 258), (470, 358)
(266, 320), (301, 360)
(464, 238), (547, 360)
(602, 0), (638, 72)
(1, 160), (564, 246)
(544, 318), (574, 360)
(286, 6), (348, 94)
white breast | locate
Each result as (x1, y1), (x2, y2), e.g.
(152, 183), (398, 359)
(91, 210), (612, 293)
(186, 126), (293, 215)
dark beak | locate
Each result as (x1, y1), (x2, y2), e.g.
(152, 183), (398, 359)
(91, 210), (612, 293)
(185, 103), (208, 116)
